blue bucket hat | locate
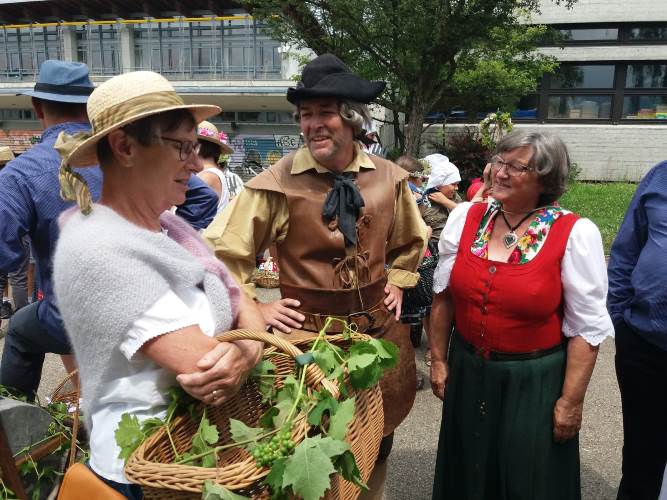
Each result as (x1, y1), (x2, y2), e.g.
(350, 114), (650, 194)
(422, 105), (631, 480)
(22, 60), (94, 104)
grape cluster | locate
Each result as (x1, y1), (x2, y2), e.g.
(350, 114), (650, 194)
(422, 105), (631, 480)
(252, 429), (295, 467)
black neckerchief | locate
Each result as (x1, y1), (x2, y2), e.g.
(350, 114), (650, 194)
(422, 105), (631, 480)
(322, 171), (365, 246)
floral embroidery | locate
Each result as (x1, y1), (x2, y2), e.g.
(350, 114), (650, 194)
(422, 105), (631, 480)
(471, 200), (569, 263)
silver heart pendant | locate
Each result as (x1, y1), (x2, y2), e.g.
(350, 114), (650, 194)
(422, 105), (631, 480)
(503, 232), (518, 249)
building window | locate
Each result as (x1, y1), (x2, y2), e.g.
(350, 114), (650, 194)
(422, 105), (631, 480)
(133, 18), (281, 79)
(547, 95), (613, 119)
(629, 26), (667, 42)
(550, 65), (615, 89)
(558, 28), (618, 42)
(623, 95), (667, 119)
(626, 64), (667, 88)
(76, 24), (120, 75)
(238, 112), (262, 122)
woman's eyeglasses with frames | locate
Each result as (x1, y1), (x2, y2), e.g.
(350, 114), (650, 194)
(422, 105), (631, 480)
(159, 136), (201, 161)
(490, 155), (533, 177)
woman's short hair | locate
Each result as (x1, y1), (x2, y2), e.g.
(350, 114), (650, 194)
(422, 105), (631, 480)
(396, 155), (423, 177)
(198, 140), (221, 162)
(496, 130), (570, 205)
(293, 100), (371, 139)
(97, 109), (196, 166)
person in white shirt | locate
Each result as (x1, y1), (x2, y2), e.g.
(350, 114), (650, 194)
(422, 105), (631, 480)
(196, 121), (235, 213)
(53, 72), (264, 498)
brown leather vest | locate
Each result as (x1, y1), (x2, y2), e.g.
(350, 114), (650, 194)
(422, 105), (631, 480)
(246, 151), (408, 313)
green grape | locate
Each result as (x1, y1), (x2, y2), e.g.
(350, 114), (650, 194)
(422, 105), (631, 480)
(252, 429), (296, 468)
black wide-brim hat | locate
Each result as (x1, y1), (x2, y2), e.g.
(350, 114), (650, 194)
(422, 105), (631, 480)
(287, 53), (386, 105)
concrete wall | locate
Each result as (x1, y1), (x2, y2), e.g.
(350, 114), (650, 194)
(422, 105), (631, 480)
(420, 123), (667, 182)
(534, 0), (667, 23)
(538, 45), (667, 61)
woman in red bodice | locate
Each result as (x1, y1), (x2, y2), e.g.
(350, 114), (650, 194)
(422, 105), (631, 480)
(429, 131), (614, 500)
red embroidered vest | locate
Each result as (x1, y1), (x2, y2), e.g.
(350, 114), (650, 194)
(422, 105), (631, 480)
(450, 203), (579, 353)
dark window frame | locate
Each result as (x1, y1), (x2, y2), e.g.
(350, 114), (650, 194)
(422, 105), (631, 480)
(543, 22), (667, 46)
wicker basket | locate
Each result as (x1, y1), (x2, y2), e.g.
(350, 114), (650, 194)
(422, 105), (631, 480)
(50, 369), (79, 407)
(125, 330), (384, 499)
(251, 269), (280, 289)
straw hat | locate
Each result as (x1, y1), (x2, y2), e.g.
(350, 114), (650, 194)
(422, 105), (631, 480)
(64, 71), (221, 167)
(197, 121), (234, 155)
(0, 146), (15, 165)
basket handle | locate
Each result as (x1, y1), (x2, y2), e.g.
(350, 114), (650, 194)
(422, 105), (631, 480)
(215, 329), (340, 398)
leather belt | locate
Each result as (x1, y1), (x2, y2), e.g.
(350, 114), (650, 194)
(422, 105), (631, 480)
(280, 278), (386, 316)
(299, 305), (388, 334)
(455, 331), (566, 361)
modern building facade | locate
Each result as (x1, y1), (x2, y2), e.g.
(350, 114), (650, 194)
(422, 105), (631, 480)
(422, 0), (667, 181)
(0, 0), (302, 175)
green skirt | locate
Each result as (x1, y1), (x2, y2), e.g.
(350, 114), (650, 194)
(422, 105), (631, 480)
(432, 334), (581, 500)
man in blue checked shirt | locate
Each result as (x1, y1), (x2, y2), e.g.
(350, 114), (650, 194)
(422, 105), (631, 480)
(607, 161), (667, 500)
(0, 60), (219, 401)
(0, 60), (102, 400)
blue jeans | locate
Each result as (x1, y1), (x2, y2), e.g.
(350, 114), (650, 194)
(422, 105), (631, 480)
(87, 463), (144, 500)
(0, 302), (71, 400)
(0, 246), (30, 311)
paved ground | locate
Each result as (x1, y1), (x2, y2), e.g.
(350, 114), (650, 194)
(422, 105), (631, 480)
(0, 290), (622, 499)
(386, 338), (622, 500)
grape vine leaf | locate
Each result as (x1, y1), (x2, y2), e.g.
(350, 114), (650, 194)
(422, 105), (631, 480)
(283, 437), (336, 500)
(369, 338), (399, 369)
(202, 480), (250, 499)
(310, 435), (349, 458)
(334, 450), (367, 489)
(347, 352), (383, 389)
(192, 412), (219, 468)
(308, 390), (339, 426)
(271, 398), (294, 428)
(229, 419), (264, 451)
(280, 375), (301, 401)
(259, 407), (279, 428)
(115, 413), (145, 460)
(141, 417), (165, 435)
(311, 343), (344, 380)
(327, 397), (355, 440)
(264, 456), (288, 493)
(251, 360), (276, 402)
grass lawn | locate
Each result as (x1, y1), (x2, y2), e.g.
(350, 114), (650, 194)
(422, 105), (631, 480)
(560, 182), (638, 254)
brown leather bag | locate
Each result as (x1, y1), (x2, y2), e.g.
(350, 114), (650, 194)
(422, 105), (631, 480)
(56, 463), (126, 500)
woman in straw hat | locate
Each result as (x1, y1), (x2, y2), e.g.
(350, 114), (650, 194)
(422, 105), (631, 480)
(52, 71), (265, 497)
(196, 120), (235, 213)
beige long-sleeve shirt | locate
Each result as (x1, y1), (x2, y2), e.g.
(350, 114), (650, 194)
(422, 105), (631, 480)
(204, 146), (427, 299)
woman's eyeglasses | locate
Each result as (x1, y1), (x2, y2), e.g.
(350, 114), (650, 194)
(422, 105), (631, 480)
(490, 155), (533, 177)
(159, 136), (201, 161)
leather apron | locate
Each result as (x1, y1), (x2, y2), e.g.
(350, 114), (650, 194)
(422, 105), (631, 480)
(246, 151), (417, 436)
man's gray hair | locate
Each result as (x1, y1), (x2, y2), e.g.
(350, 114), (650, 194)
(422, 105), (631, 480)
(496, 130), (570, 205)
(339, 101), (371, 138)
(294, 100), (372, 139)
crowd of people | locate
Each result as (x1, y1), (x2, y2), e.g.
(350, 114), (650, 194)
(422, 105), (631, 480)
(0, 55), (664, 500)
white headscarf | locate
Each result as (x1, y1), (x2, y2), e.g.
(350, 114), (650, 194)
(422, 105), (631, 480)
(423, 154), (461, 191)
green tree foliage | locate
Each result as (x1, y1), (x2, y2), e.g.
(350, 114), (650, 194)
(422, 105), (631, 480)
(244, 0), (576, 155)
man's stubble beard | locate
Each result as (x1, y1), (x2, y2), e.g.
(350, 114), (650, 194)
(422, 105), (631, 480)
(308, 138), (341, 164)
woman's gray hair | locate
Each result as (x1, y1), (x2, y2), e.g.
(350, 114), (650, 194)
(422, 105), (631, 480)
(496, 130), (571, 205)
(294, 100), (371, 139)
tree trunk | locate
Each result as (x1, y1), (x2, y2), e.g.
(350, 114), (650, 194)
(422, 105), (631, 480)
(404, 95), (428, 157)
(391, 109), (405, 153)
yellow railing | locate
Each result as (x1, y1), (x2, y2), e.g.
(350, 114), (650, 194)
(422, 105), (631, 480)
(1, 15), (253, 30)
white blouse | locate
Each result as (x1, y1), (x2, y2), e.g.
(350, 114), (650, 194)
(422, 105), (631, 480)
(88, 285), (215, 483)
(432, 202), (614, 346)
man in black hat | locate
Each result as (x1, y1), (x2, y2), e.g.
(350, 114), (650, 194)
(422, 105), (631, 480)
(0, 60), (102, 399)
(204, 53), (427, 496)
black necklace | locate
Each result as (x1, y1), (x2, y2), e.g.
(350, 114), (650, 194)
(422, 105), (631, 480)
(499, 210), (537, 248)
